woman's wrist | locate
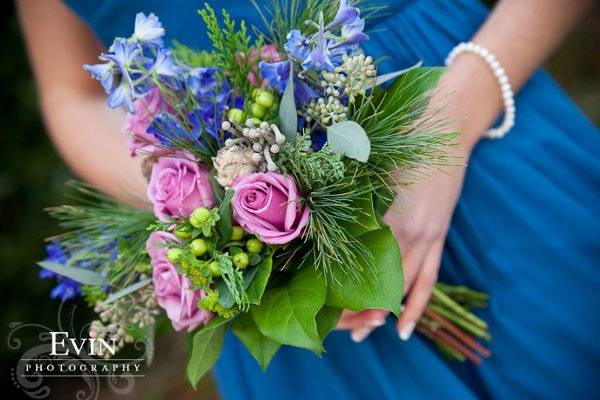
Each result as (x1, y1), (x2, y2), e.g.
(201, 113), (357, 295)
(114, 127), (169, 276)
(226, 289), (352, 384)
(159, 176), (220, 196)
(440, 53), (506, 153)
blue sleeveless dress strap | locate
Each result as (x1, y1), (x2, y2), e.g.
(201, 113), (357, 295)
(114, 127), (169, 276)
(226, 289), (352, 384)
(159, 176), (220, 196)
(63, 0), (600, 398)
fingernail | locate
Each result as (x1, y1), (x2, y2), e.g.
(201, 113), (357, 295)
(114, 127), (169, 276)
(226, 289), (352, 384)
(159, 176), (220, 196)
(399, 321), (415, 341)
(366, 318), (386, 328)
(351, 326), (373, 343)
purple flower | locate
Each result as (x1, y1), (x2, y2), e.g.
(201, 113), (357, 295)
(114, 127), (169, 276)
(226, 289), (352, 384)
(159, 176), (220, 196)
(284, 30), (311, 61)
(108, 83), (136, 113)
(104, 38), (141, 69)
(132, 12), (165, 46)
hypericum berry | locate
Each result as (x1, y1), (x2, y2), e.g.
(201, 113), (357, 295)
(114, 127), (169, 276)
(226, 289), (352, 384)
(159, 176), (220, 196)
(189, 207), (211, 228)
(190, 239), (209, 257)
(250, 103), (266, 119)
(231, 226), (245, 241)
(166, 248), (184, 264)
(227, 108), (245, 123)
(175, 228), (192, 240)
(246, 117), (262, 126)
(209, 261), (221, 277)
(232, 252), (250, 269)
(255, 91), (275, 108)
(246, 238), (263, 254)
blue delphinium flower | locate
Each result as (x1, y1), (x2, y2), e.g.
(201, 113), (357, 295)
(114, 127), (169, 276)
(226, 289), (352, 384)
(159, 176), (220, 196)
(284, 30), (311, 61)
(131, 12), (165, 46)
(147, 112), (189, 145)
(150, 48), (179, 78)
(39, 242), (81, 301)
(259, 60), (317, 104)
(302, 14), (334, 72)
(187, 67), (219, 98)
(83, 62), (117, 94)
(326, 0), (360, 30)
(340, 17), (368, 45)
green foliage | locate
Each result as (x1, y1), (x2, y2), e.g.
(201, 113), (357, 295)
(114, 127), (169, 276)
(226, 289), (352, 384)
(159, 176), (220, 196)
(171, 41), (217, 67)
(37, 261), (105, 285)
(326, 226), (404, 317)
(45, 182), (155, 287)
(187, 317), (228, 389)
(352, 67), (458, 205)
(199, 3), (253, 94)
(216, 189), (234, 243)
(277, 133), (345, 191)
(251, 0), (339, 49)
(251, 266), (326, 353)
(80, 285), (108, 306)
(215, 252), (249, 311)
(232, 313), (281, 370)
(316, 306), (342, 340)
(278, 63), (298, 141)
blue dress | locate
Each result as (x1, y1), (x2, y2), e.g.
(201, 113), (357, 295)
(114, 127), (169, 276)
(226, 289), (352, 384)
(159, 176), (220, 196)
(64, 0), (600, 398)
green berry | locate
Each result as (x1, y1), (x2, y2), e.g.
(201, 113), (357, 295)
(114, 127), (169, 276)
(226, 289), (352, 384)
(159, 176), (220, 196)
(250, 103), (266, 119)
(227, 108), (245, 123)
(232, 252), (250, 269)
(189, 207), (211, 228)
(230, 226), (245, 241)
(246, 238), (263, 254)
(255, 91), (275, 108)
(190, 239), (209, 257)
(166, 248), (184, 264)
(209, 261), (221, 277)
(250, 88), (260, 100)
(175, 228), (192, 240)
(246, 117), (262, 126)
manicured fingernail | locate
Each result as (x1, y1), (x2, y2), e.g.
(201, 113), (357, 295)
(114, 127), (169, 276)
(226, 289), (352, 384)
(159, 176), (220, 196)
(351, 326), (373, 343)
(366, 318), (386, 328)
(399, 321), (415, 341)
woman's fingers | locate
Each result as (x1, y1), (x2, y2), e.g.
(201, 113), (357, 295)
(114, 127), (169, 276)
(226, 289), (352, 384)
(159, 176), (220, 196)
(397, 240), (443, 341)
(336, 309), (389, 342)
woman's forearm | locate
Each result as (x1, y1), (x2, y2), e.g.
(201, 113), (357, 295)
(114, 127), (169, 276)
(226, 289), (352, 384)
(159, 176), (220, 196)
(443, 0), (595, 151)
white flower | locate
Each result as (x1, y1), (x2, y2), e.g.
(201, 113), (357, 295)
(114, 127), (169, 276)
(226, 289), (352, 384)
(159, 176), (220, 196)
(213, 146), (260, 187)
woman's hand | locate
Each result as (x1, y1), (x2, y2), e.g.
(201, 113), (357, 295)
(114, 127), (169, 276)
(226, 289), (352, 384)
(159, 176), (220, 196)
(336, 63), (488, 341)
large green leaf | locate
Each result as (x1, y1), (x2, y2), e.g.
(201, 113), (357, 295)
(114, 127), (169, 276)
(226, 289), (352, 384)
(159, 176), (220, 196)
(216, 189), (234, 243)
(246, 254), (273, 304)
(279, 63), (297, 143)
(372, 61), (423, 87)
(316, 306), (342, 341)
(186, 317), (228, 389)
(326, 226), (404, 317)
(38, 261), (105, 285)
(251, 266), (326, 353)
(232, 313), (281, 370)
(326, 120), (371, 162)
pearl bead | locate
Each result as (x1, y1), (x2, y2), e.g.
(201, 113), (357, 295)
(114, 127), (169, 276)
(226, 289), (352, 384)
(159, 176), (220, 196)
(445, 41), (515, 139)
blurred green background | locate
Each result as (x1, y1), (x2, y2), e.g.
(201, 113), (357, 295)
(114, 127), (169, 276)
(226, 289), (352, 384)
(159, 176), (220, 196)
(0, 1), (597, 399)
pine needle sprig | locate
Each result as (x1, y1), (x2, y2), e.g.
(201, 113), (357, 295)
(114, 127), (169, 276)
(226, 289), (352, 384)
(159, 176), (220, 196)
(46, 182), (156, 287)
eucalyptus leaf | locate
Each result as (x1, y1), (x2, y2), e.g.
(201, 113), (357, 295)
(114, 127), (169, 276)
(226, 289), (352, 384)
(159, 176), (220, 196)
(326, 120), (371, 162)
(279, 63), (298, 143)
(232, 313), (281, 371)
(38, 261), (105, 286)
(101, 278), (151, 305)
(251, 266), (326, 353)
(187, 317), (228, 389)
(372, 60), (423, 87)
(326, 226), (404, 317)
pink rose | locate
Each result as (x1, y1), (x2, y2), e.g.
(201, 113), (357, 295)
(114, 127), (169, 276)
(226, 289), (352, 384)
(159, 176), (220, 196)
(231, 173), (310, 244)
(147, 154), (215, 222)
(146, 231), (212, 332)
(123, 87), (169, 157)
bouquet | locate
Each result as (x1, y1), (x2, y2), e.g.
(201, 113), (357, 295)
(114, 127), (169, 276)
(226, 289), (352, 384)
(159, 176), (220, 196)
(38, 0), (491, 388)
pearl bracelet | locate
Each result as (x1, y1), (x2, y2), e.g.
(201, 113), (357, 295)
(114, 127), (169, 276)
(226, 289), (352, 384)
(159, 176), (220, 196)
(445, 42), (515, 139)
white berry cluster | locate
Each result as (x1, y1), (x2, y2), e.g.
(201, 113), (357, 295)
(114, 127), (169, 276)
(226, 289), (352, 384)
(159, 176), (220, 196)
(213, 119), (287, 187)
(89, 283), (159, 359)
(305, 96), (348, 126)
